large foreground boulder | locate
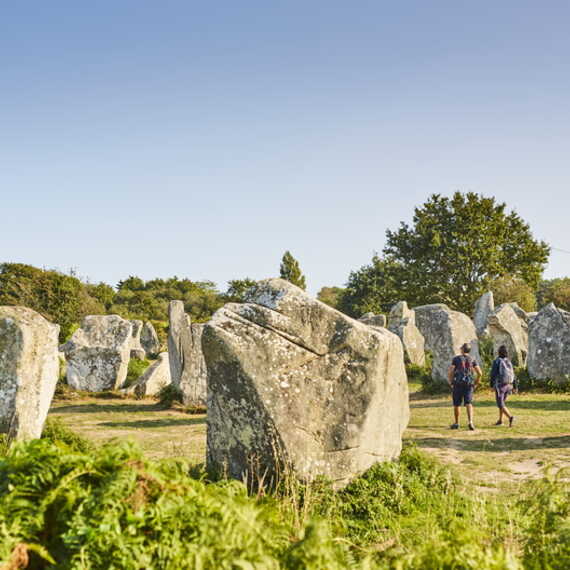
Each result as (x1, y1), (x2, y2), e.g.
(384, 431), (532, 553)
(140, 321), (160, 356)
(203, 278), (409, 487)
(62, 315), (132, 391)
(388, 301), (425, 366)
(415, 304), (480, 383)
(487, 304), (528, 366)
(0, 307), (60, 440)
(167, 301), (207, 406)
(527, 304), (570, 384)
(127, 352), (171, 398)
(358, 313), (386, 328)
(473, 292), (494, 337)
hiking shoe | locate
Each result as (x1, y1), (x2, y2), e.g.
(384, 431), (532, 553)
(494, 420), (503, 426)
(468, 423), (475, 431)
(450, 423), (459, 430)
(509, 416), (516, 427)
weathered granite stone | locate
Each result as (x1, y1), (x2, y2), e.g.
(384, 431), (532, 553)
(487, 303), (528, 366)
(129, 320), (146, 360)
(167, 301), (207, 406)
(0, 306), (60, 440)
(473, 292), (494, 337)
(203, 278), (409, 487)
(527, 303), (570, 384)
(126, 352), (171, 398)
(509, 303), (529, 324)
(358, 312), (387, 328)
(415, 304), (480, 383)
(62, 315), (132, 391)
(141, 321), (160, 356)
(388, 301), (425, 366)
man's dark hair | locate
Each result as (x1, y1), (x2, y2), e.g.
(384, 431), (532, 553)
(498, 345), (508, 358)
(461, 343), (471, 354)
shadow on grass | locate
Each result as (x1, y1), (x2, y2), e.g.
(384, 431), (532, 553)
(415, 435), (570, 452)
(52, 403), (165, 414)
(411, 399), (570, 411)
(99, 417), (206, 429)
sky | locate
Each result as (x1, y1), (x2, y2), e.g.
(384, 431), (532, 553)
(1, 0), (569, 294)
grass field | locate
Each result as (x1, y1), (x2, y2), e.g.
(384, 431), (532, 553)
(49, 382), (570, 490)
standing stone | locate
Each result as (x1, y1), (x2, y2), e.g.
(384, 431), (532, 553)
(129, 320), (146, 360)
(415, 304), (480, 383)
(62, 315), (132, 391)
(388, 301), (426, 366)
(0, 307), (60, 440)
(487, 304), (528, 366)
(509, 303), (530, 324)
(358, 312), (387, 328)
(203, 278), (409, 487)
(527, 303), (570, 384)
(473, 292), (494, 337)
(140, 321), (160, 356)
(126, 352), (171, 398)
(167, 301), (207, 406)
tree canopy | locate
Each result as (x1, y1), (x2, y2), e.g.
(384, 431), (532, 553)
(0, 263), (104, 341)
(279, 251), (307, 290)
(383, 192), (550, 313)
(537, 278), (570, 311)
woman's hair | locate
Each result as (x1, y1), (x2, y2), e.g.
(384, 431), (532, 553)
(498, 345), (508, 358)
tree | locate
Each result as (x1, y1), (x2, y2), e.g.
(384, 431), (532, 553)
(491, 276), (537, 312)
(86, 282), (116, 310)
(0, 263), (104, 341)
(279, 251), (307, 290)
(537, 277), (570, 311)
(338, 255), (400, 317)
(383, 192), (550, 313)
(224, 278), (258, 302)
(316, 286), (345, 310)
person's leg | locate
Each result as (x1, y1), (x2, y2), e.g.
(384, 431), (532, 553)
(466, 386), (475, 429)
(451, 385), (461, 428)
(495, 388), (504, 424)
(466, 403), (474, 424)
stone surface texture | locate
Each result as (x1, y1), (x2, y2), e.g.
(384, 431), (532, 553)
(388, 301), (426, 366)
(128, 352), (171, 398)
(0, 306), (60, 440)
(527, 303), (570, 384)
(487, 303), (529, 366)
(358, 312), (387, 328)
(62, 315), (132, 391)
(141, 321), (160, 355)
(415, 304), (480, 383)
(167, 301), (207, 406)
(203, 278), (410, 487)
(473, 292), (494, 337)
(129, 320), (146, 359)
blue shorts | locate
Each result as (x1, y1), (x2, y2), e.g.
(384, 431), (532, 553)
(452, 382), (474, 406)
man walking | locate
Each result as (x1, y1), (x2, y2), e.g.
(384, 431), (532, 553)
(448, 343), (482, 431)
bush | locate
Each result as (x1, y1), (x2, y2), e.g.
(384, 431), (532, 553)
(124, 358), (151, 388)
(515, 367), (570, 393)
(157, 384), (185, 408)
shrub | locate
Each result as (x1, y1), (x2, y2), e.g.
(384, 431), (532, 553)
(157, 384), (184, 408)
(124, 358), (151, 388)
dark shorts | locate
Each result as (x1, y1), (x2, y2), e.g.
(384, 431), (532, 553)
(452, 382), (474, 406)
(494, 384), (512, 409)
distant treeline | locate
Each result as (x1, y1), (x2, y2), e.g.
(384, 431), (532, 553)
(2, 192), (568, 342)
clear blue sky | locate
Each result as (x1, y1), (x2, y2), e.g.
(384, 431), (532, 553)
(2, 0), (569, 294)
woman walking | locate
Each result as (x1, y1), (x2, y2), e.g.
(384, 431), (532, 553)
(490, 345), (516, 426)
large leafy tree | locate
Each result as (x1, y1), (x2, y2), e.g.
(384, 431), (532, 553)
(338, 255), (400, 317)
(491, 276), (537, 312)
(279, 251), (307, 290)
(383, 192), (550, 313)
